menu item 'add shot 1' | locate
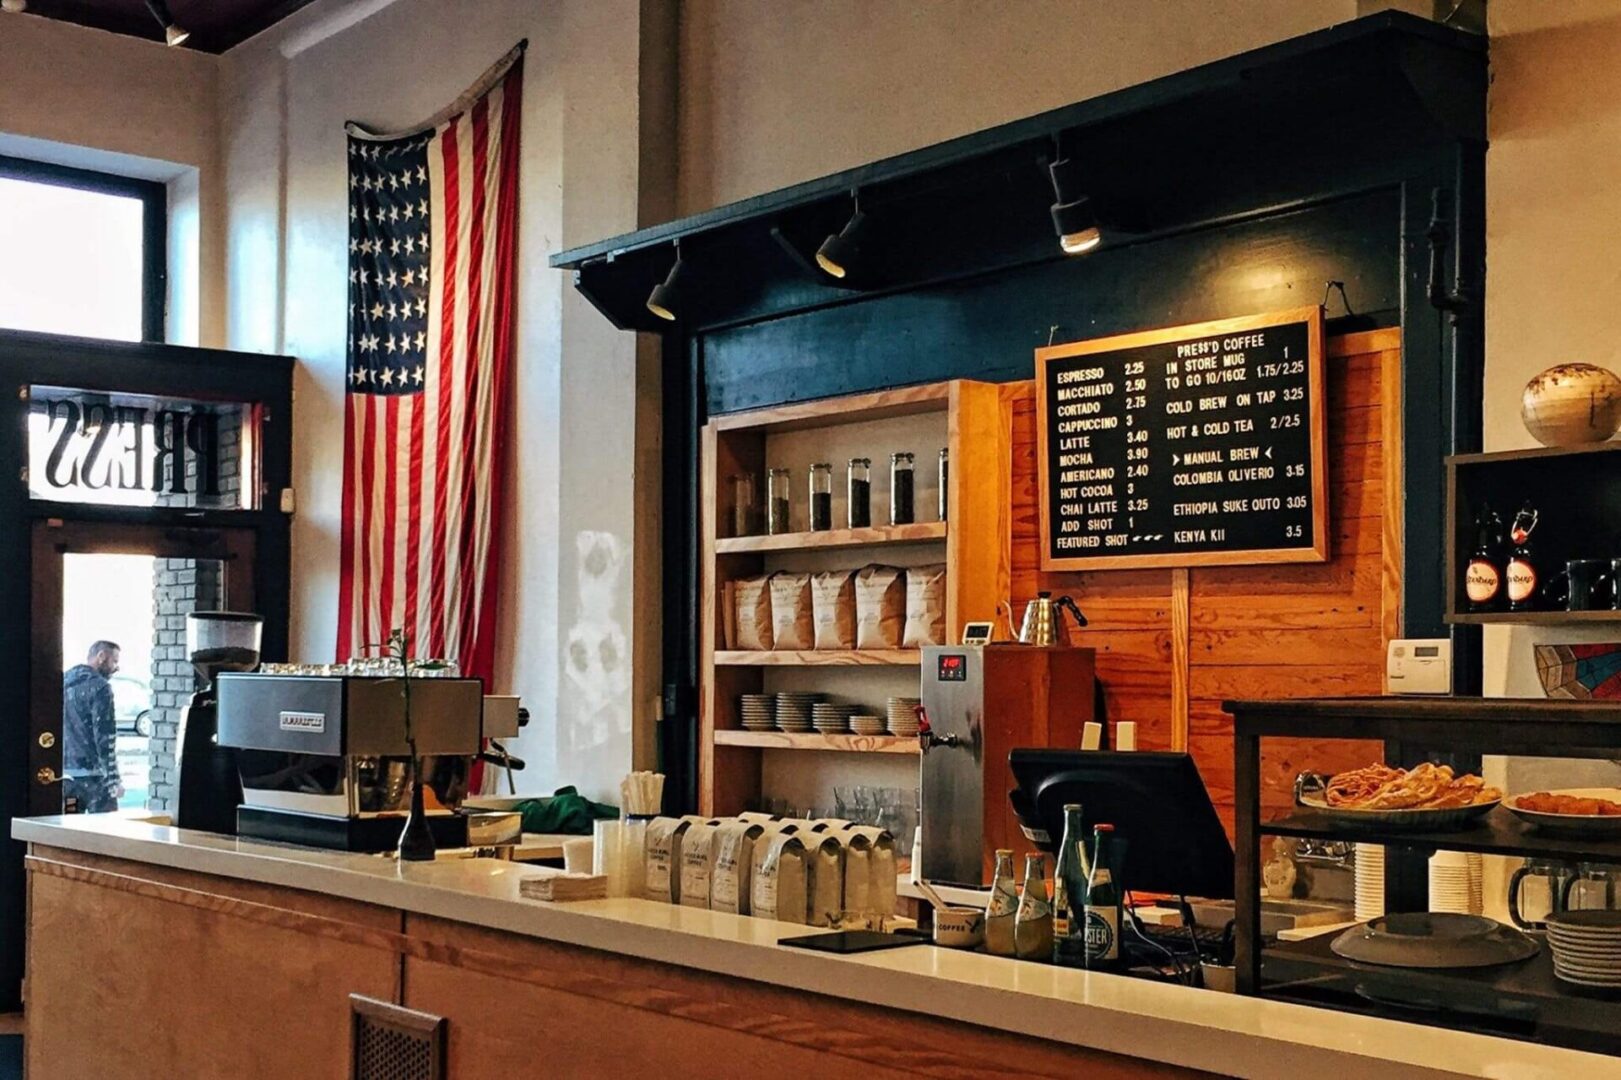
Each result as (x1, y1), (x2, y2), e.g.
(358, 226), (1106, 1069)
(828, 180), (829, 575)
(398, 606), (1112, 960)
(1035, 306), (1329, 571)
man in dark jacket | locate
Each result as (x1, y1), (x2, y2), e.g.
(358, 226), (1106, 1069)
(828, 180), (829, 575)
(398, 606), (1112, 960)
(62, 640), (123, 813)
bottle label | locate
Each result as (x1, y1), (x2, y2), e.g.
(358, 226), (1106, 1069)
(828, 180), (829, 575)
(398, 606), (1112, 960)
(987, 885), (1018, 919)
(1084, 907), (1119, 962)
(1465, 561), (1500, 603)
(1507, 559), (1537, 603)
(1054, 915), (1071, 937)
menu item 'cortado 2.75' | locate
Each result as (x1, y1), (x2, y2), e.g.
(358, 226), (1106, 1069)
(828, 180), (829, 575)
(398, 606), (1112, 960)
(1326, 763), (1501, 810)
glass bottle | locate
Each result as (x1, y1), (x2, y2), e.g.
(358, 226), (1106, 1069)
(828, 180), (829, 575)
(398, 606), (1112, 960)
(730, 473), (756, 538)
(1052, 804), (1090, 968)
(890, 452), (915, 525)
(847, 458), (872, 528)
(1464, 504), (1504, 613)
(767, 468), (793, 535)
(1015, 852), (1054, 960)
(1506, 502), (1540, 612)
(1083, 824), (1123, 973)
(984, 849), (1018, 957)
(809, 463), (833, 532)
(938, 448), (950, 522)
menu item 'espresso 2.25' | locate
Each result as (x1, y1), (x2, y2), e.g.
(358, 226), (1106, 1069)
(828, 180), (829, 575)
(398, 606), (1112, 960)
(1036, 308), (1328, 571)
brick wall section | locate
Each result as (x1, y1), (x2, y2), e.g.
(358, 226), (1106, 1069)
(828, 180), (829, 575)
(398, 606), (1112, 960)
(146, 406), (243, 811)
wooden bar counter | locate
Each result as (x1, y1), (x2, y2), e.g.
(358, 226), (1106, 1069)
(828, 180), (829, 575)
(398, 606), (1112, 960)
(12, 816), (1609, 1079)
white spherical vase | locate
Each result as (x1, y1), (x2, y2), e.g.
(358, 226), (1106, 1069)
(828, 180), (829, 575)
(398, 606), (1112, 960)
(1521, 363), (1621, 447)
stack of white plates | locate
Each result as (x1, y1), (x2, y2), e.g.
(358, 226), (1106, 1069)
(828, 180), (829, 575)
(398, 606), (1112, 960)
(849, 713), (885, 735)
(739, 693), (776, 730)
(1429, 849), (1476, 915)
(811, 702), (852, 734)
(1355, 843), (1386, 922)
(1547, 910), (1621, 987)
(775, 692), (821, 732)
(1467, 852), (1484, 914)
(886, 697), (921, 736)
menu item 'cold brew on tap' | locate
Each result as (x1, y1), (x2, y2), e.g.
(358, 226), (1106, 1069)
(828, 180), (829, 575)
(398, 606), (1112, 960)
(1036, 308), (1327, 571)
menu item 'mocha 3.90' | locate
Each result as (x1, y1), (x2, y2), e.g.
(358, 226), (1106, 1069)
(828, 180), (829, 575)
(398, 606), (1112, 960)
(1036, 307), (1328, 571)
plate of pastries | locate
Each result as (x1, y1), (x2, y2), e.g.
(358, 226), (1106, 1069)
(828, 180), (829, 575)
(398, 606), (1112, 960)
(1505, 789), (1621, 837)
(1295, 762), (1502, 830)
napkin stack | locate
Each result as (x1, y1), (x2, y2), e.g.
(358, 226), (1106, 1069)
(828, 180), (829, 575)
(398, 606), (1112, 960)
(519, 871), (608, 903)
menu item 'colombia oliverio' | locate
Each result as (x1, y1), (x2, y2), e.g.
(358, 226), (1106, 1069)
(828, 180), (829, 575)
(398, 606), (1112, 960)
(1035, 306), (1327, 571)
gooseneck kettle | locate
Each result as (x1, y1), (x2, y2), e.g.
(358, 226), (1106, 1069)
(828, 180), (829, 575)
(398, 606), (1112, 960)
(1000, 592), (1088, 646)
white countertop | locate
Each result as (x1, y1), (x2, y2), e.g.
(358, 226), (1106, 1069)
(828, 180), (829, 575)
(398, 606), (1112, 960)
(15, 814), (1616, 1080)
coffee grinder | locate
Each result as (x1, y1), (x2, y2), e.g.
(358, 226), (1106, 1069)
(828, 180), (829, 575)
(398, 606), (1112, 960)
(174, 611), (263, 835)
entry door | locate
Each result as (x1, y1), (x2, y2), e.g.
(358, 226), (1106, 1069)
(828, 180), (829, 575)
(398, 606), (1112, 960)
(29, 520), (256, 817)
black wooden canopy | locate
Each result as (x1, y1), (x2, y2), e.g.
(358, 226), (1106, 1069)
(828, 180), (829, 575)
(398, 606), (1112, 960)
(550, 11), (1485, 335)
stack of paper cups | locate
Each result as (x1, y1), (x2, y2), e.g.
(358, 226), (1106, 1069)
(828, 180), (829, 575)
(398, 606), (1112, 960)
(1429, 849), (1473, 914)
(620, 818), (647, 899)
(1355, 843), (1385, 921)
(593, 820), (627, 897)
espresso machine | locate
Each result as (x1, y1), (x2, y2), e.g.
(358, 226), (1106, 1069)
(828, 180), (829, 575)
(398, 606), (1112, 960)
(216, 670), (524, 851)
(174, 612), (263, 835)
(917, 643), (1096, 886)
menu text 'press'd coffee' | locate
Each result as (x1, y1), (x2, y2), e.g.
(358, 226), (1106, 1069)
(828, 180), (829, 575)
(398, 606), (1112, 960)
(1036, 306), (1329, 571)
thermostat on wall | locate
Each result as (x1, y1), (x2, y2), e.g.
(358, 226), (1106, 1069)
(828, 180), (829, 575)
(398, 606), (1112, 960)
(1387, 638), (1452, 695)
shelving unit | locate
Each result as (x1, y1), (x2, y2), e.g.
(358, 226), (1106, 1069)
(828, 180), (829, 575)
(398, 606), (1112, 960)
(714, 649), (921, 667)
(699, 379), (1009, 815)
(1228, 695), (1621, 1055)
(1446, 442), (1621, 624)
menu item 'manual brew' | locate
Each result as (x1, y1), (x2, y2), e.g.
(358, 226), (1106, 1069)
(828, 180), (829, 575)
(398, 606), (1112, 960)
(1036, 307), (1328, 571)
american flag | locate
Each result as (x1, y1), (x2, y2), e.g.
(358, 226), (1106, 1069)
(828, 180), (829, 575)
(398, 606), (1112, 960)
(336, 46), (523, 681)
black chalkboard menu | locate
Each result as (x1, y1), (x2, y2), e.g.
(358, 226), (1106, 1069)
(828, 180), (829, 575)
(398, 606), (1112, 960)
(1036, 306), (1328, 571)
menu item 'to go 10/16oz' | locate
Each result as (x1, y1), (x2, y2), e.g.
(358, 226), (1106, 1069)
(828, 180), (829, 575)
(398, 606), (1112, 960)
(1037, 307), (1327, 571)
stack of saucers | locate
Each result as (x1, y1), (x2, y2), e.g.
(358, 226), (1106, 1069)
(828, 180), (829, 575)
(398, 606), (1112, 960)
(812, 702), (852, 734)
(1428, 849), (1474, 915)
(1355, 843), (1385, 922)
(886, 696), (922, 737)
(739, 693), (776, 731)
(849, 713), (885, 736)
(775, 691), (821, 732)
(1548, 911), (1621, 988)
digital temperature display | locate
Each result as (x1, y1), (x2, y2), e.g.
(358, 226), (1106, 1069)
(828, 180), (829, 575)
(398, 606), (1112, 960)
(937, 654), (968, 682)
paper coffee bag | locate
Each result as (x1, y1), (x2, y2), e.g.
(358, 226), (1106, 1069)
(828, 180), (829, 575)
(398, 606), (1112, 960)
(902, 563), (948, 648)
(846, 824), (898, 917)
(752, 831), (809, 924)
(644, 816), (691, 904)
(711, 819), (766, 914)
(854, 565), (906, 649)
(810, 570), (857, 650)
(769, 573), (815, 651)
(733, 576), (774, 651)
(680, 818), (723, 908)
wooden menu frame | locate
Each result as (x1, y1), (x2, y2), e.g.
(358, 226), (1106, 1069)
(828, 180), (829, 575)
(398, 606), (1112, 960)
(1035, 305), (1328, 572)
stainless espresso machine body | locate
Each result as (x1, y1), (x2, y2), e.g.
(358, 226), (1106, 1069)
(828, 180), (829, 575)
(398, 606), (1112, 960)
(216, 673), (509, 851)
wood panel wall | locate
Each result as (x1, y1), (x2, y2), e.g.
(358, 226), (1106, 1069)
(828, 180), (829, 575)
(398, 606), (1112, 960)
(1006, 329), (1400, 828)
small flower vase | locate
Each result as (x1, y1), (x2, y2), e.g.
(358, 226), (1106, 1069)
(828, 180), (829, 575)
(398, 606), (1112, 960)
(396, 757), (436, 862)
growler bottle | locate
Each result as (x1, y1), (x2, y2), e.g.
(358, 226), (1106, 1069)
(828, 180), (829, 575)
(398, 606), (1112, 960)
(1052, 804), (1090, 968)
(984, 849), (1018, 956)
(1464, 505), (1504, 613)
(1014, 853), (1053, 960)
(1505, 503), (1541, 613)
(1082, 824), (1123, 973)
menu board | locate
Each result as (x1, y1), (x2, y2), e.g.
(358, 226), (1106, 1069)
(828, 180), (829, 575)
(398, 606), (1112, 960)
(1036, 306), (1328, 571)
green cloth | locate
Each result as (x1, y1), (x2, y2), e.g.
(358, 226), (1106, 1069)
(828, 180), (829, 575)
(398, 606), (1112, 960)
(514, 786), (620, 835)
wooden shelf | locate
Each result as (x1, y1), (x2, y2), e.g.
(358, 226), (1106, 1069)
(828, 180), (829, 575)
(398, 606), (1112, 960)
(714, 730), (919, 754)
(1259, 806), (1621, 862)
(714, 649), (921, 667)
(716, 521), (946, 555)
(1446, 609), (1621, 625)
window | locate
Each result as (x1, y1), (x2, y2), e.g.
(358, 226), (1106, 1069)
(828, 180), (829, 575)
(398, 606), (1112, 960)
(0, 156), (166, 343)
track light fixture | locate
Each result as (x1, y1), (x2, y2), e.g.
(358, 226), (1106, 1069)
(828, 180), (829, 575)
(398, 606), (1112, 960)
(646, 241), (684, 322)
(145, 0), (189, 46)
(815, 192), (867, 280)
(1047, 142), (1100, 256)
